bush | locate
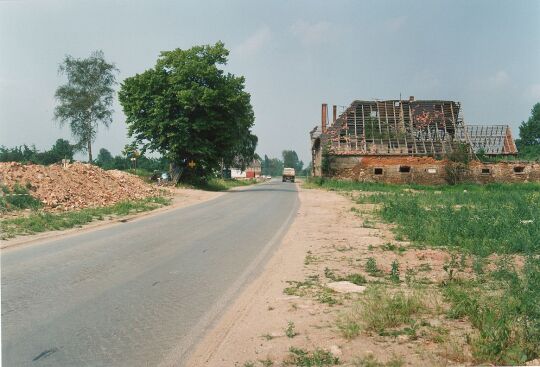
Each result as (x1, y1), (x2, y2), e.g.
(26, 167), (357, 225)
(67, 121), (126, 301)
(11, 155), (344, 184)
(0, 185), (42, 212)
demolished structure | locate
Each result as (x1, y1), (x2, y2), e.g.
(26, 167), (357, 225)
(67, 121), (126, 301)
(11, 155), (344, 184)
(311, 97), (538, 184)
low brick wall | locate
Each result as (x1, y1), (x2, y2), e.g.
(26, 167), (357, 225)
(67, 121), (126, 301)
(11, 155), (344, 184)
(326, 156), (540, 185)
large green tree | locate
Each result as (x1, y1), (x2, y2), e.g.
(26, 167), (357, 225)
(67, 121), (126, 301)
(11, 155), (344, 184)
(118, 42), (257, 182)
(519, 102), (540, 146)
(282, 150), (304, 172)
(54, 50), (118, 162)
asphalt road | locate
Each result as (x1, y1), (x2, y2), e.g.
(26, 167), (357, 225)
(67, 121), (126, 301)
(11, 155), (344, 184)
(1, 180), (298, 366)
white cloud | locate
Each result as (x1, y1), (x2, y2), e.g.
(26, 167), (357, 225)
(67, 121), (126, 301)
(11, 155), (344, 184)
(385, 16), (407, 32)
(290, 19), (332, 46)
(235, 25), (272, 57)
(488, 70), (510, 87)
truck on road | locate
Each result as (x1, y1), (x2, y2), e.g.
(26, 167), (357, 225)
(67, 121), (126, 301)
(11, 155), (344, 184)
(282, 167), (295, 183)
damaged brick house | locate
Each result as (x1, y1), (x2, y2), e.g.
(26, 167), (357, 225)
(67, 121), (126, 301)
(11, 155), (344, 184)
(310, 97), (539, 184)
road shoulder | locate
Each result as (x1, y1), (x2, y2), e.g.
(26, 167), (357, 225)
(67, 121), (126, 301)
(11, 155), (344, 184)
(186, 186), (453, 366)
(0, 187), (223, 250)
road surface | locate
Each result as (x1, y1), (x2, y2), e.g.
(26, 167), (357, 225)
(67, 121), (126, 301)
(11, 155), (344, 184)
(1, 180), (298, 366)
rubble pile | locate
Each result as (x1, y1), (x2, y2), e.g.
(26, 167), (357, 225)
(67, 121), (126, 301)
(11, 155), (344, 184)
(0, 162), (163, 210)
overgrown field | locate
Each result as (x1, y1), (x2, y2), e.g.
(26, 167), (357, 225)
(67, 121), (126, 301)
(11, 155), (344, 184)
(306, 178), (540, 365)
(1, 196), (170, 239)
(307, 178), (540, 255)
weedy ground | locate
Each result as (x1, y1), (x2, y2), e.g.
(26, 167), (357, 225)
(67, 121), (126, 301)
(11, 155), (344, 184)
(304, 178), (540, 366)
(178, 178), (259, 191)
(0, 196), (171, 239)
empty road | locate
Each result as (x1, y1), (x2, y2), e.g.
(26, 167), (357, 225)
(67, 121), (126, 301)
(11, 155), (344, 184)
(1, 180), (298, 366)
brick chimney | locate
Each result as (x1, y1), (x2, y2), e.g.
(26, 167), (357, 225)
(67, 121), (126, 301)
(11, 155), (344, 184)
(332, 105), (337, 124)
(321, 103), (328, 133)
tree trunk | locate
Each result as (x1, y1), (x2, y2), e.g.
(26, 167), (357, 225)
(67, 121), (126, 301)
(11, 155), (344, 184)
(88, 139), (93, 163)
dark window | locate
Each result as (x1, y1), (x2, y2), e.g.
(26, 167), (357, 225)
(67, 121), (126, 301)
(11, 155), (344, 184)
(374, 168), (383, 175)
(514, 166), (525, 174)
(481, 168), (490, 175)
(399, 166), (411, 173)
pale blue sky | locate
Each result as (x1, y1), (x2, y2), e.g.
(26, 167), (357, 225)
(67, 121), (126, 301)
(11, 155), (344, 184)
(1, 0), (539, 163)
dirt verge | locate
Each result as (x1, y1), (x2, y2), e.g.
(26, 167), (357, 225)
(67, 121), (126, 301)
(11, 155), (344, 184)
(187, 186), (477, 366)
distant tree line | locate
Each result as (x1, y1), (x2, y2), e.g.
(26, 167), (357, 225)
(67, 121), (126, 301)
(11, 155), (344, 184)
(0, 139), (74, 165)
(0, 140), (168, 173)
(95, 148), (168, 172)
(261, 150), (311, 177)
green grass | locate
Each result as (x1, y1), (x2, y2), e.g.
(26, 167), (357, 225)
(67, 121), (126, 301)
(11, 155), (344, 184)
(352, 355), (404, 367)
(357, 287), (426, 333)
(285, 347), (340, 366)
(1, 184), (42, 212)
(442, 256), (540, 364)
(337, 287), (426, 340)
(0, 196), (170, 239)
(307, 178), (540, 255)
(308, 178), (540, 364)
(285, 321), (298, 338)
(179, 178), (258, 191)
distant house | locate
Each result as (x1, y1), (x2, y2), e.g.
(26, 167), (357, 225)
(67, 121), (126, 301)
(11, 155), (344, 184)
(245, 159), (261, 178)
(229, 159), (261, 179)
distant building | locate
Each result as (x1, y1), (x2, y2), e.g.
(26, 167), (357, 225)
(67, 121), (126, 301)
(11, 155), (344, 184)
(310, 98), (539, 184)
(229, 159), (261, 179)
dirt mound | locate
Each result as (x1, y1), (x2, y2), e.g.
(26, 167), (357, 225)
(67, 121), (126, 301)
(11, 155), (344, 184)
(0, 162), (163, 211)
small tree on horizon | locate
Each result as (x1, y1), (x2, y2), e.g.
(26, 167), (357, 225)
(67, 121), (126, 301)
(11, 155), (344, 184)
(54, 50), (118, 162)
(519, 102), (540, 146)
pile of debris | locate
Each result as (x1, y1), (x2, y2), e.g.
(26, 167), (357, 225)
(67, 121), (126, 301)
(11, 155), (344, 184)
(0, 162), (163, 211)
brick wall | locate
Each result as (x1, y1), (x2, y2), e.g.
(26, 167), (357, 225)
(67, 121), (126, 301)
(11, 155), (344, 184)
(324, 155), (540, 185)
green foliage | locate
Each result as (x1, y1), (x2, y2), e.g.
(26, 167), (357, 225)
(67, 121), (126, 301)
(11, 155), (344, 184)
(95, 148), (169, 172)
(54, 50), (118, 162)
(516, 144), (540, 161)
(261, 154), (284, 176)
(365, 257), (382, 277)
(0, 185), (42, 212)
(352, 355), (404, 367)
(519, 102), (540, 146)
(389, 260), (400, 283)
(0, 139), (75, 165)
(286, 347), (340, 366)
(119, 42), (257, 183)
(196, 178), (257, 191)
(310, 179), (540, 255)
(0, 196), (170, 239)
(442, 256), (540, 364)
(282, 150), (304, 172)
(377, 185), (540, 255)
(325, 268), (367, 285)
(358, 287), (426, 333)
(285, 321), (297, 338)
(321, 144), (333, 176)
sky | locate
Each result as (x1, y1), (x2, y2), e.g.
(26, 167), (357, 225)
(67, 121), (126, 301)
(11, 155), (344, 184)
(1, 0), (539, 164)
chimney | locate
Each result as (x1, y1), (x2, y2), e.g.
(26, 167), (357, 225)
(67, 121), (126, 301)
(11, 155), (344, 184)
(409, 96), (415, 102)
(332, 105), (337, 124)
(321, 103), (328, 133)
